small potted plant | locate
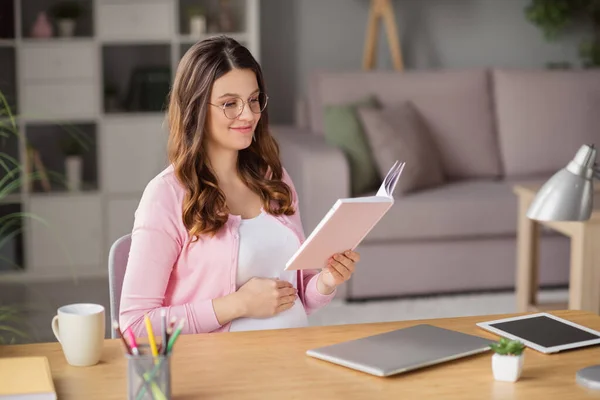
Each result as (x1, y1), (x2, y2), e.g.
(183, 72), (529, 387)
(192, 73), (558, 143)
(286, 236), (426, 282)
(60, 135), (86, 191)
(187, 6), (207, 36)
(490, 338), (526, 382)
(50, 1), (83, 37)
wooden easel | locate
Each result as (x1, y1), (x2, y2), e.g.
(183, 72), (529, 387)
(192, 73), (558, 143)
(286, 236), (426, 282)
(362, 0), (404, 71)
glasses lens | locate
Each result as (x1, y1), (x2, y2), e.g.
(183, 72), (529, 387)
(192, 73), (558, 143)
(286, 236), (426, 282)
(249, 93), (268, 114)
(224, 98), (244, 119)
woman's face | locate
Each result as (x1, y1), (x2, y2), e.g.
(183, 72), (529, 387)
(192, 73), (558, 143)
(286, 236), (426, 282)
(205, 68), (262, 152)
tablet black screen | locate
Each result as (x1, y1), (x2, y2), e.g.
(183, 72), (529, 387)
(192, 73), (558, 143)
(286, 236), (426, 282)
(489, 316), (600, 348)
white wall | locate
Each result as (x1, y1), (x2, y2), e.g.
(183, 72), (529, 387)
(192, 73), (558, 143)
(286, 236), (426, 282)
(261, 0), (590, 124)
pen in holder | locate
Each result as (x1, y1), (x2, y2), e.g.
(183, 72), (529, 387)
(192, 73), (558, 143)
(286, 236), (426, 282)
(126, 348), (171, 400)
(115, 315), (184, 400)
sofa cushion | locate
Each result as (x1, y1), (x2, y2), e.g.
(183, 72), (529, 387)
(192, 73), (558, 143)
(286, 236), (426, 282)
(323, 96), (380, 196)
(308, 69), (502, 180)
(493, 68), (600, 177)
(365, 176), (549, 242)
(357, 102), (445, 195)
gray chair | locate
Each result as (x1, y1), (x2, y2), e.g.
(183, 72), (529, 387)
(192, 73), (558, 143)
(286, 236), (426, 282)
(108, 233), (132, 338)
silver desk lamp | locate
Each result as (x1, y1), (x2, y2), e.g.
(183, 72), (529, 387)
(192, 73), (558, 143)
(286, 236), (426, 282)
(527, 144), (596, 222)
(526, 143), (599, 389)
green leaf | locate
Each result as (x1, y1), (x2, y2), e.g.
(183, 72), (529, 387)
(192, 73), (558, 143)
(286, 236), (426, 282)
(0, 91), (17, 128)
(490, 337), (525, 355)
(0, 254), (25, 271)
(0, 324), (28, 338)
(0, 225), (24, 251)
(0, 211), (48, 231)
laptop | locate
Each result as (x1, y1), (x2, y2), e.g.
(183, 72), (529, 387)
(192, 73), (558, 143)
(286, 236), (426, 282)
(306, 324), (493, 377)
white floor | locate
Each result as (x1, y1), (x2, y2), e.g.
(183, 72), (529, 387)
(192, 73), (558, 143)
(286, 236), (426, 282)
(308, 289), (569, 326)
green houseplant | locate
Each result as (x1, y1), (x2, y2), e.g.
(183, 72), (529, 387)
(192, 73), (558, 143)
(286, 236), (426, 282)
(0, 90), (34, 344)
(0, 90), (81, 344)
(525, 0), (600, 68)
(50, 1), (84, 37)
(490, 338), (526, 382)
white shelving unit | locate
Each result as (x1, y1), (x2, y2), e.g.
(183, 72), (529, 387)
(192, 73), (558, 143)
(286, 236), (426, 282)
(0, 0), (260, 281)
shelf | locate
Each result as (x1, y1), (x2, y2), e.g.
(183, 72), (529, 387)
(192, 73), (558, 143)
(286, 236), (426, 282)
(22, 115), (99, 124)
(101, 116), (168, 195)
(21, 37), (95, 45)
(179, 42), (194, 59)
(0, 0), (260, 280)
(100, 38), (171, 46)
(0, 1), (16, 40)
(102, 44), (171, 114)
(178, 0), (248, 36)
(22, 0), (94, 39)
(25, 122), (98, 193)
(0, 194), (22, 204)
(178, 32), (249, 59)
(0, 203), (25, 272)
(102, 112), (166, 121)
(27, 193), (103, 271)
(178, 32), (248, 45)
(29, 185), (99, 198)
(0, 47), (17, 114)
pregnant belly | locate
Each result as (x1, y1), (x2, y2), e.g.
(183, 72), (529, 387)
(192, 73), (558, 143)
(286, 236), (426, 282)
(228, 298), (308, 332)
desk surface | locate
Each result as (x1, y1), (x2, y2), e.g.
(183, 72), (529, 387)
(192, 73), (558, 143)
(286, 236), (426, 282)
(2, 310), (600, 399)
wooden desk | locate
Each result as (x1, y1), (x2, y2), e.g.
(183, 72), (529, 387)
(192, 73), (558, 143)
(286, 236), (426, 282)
(3, 311), (600, 399)
(513, 183), (600, 314)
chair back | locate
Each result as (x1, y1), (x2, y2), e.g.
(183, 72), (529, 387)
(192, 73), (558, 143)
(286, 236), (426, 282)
(108, 234), (132, 338)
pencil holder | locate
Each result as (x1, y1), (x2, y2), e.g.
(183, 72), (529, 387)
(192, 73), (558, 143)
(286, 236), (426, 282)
(126, 353), (172, 400)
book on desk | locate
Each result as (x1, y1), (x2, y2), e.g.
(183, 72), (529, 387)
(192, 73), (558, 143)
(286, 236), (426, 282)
(0, 356), (56, 400)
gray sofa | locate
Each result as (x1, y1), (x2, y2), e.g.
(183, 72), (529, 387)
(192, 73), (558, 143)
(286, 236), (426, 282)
(273, 68), (600, 300)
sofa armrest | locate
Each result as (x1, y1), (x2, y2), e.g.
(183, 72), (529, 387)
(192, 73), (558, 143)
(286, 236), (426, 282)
(272, 125), (350, 235)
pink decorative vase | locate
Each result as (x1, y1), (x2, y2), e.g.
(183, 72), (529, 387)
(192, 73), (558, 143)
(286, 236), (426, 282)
(31, 12), (53, 38)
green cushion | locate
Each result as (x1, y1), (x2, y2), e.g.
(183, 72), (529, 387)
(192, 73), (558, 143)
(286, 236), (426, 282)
(323, 96), (380, 196)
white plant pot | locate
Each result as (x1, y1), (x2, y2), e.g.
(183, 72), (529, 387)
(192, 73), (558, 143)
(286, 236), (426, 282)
(492, 353), (524, 382)
(57, 19), (76, 37)
(65, 156), (83, 191)
(189, 16), (206, 36)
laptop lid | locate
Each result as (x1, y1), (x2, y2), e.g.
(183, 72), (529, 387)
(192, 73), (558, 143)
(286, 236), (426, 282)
(306, 324), (493, 377)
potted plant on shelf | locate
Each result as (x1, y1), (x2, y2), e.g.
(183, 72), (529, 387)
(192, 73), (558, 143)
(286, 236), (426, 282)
(59, 135), (86, 191)
(50, 1), (83, 37)
(187, 6), (207, 36)
(490, 338), (526, 382)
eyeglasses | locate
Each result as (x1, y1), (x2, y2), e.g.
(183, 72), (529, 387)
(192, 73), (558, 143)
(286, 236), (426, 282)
(208, 92), (269, 120)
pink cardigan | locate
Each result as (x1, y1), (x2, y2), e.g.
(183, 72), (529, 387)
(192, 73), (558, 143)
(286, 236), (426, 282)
(119, 165), (336, 337)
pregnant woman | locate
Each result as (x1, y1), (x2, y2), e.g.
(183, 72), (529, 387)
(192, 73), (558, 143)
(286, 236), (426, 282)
(119, 36), (360, 337)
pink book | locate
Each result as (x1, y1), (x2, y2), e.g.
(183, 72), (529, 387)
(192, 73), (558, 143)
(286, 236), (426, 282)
(285, 161), (405, 271)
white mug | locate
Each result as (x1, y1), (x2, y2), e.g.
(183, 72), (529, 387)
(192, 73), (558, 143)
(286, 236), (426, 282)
(51, 303), (105, 367)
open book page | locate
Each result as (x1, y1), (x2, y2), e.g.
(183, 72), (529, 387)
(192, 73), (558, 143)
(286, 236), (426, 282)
(376, 160), (405, 198)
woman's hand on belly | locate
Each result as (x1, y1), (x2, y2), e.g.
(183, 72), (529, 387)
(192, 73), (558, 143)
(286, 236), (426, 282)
(236, 277), (298, 319)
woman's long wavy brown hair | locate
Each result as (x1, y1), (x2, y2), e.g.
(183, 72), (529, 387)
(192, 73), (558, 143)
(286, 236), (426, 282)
(167, 36), (294, 241)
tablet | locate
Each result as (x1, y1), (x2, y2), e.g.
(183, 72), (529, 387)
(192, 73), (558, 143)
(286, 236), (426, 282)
(476, 313), (600, 354)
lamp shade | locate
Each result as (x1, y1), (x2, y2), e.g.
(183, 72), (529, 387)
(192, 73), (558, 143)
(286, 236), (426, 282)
(526, 144), (596, 222)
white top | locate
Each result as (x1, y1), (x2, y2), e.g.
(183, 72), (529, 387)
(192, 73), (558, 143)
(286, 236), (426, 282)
(229, 210), (308, 332)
